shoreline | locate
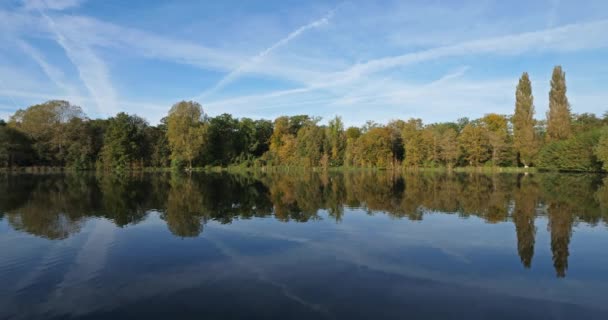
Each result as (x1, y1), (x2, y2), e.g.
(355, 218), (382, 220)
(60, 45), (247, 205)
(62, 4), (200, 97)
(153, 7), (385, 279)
(2, 165), (600, 175)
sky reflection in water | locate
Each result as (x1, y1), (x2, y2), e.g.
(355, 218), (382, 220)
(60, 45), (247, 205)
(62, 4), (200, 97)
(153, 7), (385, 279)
(0, 171), (607, 319)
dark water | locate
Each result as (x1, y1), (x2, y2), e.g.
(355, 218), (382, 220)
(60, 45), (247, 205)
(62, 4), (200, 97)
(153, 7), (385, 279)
(1, 171), (607, 319)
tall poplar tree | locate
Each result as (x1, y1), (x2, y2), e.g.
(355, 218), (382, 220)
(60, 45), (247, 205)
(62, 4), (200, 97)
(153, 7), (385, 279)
(513, 73), (537, 167)
(546, 66), (572, 141)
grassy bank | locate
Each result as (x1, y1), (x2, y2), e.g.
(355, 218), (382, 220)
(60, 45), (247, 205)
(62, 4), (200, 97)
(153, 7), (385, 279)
(0, 165), (556, 175)
(220, 165), (539, 174)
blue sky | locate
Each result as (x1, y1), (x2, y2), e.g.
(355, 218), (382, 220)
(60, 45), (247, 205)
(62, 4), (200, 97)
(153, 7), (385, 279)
(1, 0), (607, 125)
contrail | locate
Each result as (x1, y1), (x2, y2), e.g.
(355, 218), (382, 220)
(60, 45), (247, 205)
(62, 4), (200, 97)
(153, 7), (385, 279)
(37, 8), (120, 116)
(195, 6), (340, 100)
(17, 40), (83, 106)
(206, 235), (333, 319)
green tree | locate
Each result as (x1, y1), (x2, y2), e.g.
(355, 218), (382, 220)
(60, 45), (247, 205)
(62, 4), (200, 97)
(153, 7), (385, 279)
(166, 101), (206, 170)
(352, 127), (393, 168)
(63, 118), (101, 169)
(538, 129), (602, 172)
(438, 128), (459, 168)
(546, 66), (572, 141)
(387, 120), (405, 166)
(572, 113), (605, 135)
(327, 116), (346, 166)
(252, 119), (273, 157)
(459, 123), (490, 166)
(146, 120), (171, 168)
(101, 112), (148, 171)
(236, 118), (256, 157)
(0, 123), (33, 167)
(481, 113), (509, 166)
(593, 128), (608, 171)
(402, 119), (427, 167)
(269, 116), (294, 165)
(295, 122), (325, 167)
(206, 114), (240, 165)
(513, 73), (537, 167)
(344, 126), (362, 166)
(9, 100), (85, 165)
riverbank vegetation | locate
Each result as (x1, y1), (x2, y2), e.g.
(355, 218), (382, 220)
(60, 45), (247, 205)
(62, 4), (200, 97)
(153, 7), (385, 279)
(1, 66), (607, 172)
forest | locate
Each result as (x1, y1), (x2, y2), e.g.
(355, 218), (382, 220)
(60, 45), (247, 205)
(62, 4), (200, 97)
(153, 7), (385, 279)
(2, 65), (608, 172)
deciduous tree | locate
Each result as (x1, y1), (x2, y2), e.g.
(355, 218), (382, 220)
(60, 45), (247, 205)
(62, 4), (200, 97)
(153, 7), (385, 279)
(166, 101), (206, 170)
(459, 123), (490, 166)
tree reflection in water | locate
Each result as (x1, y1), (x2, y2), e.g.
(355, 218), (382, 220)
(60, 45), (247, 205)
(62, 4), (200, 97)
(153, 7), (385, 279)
(1, 171), (607, 278)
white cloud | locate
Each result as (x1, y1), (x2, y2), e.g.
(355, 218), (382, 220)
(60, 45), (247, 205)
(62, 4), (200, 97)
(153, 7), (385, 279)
(0, 10), (336, 88)
(1, 2), (608, 124)
(208, 18), (608, 121)
(0, 87), (170, 123)
(325, 19), (608, 86)
(204, 68), (515, 126)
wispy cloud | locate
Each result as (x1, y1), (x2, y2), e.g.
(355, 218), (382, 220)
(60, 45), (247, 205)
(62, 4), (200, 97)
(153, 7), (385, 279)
(17, 40), (84, 107)
(196, 7), (339, 99)
(38, 10), (119, 115)
(22, 0), (84, 11)
(1, 1), (608, 125)
(211, 18), (608, 113)
(204, 67), (514, 125)
(325, 19), (608, 85)
(0, 11), (329, 85)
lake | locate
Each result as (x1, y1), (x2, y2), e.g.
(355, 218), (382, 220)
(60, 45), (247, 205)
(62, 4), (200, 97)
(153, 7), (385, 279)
(1, 171), (607, 319)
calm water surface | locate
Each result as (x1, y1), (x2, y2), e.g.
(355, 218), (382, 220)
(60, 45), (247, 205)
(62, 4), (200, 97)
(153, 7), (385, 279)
(1, 172), (607, 319)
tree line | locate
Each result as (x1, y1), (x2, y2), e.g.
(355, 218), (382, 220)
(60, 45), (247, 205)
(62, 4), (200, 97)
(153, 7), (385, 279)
(2, 65), (608, 172)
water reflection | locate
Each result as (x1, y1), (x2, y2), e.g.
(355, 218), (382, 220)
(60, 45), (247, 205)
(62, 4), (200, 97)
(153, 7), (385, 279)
(1, 171), (607, 279)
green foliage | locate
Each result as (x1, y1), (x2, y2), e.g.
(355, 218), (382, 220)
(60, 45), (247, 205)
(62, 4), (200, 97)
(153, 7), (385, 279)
(593, 128), (608, 171)
(8, 100), (85, 165)
(481, 113), (509, 166)
(572, 113), (606, 135)
(63, 118), (105, 170)
(401, 118), (427, 167)
(166, 101), (206, 170)
(295, 124), (325, 167)
(327, 116), (346, 166)
(205, 113), (241, 165)
(5, 171), (604, 278)
(513, 72), (538, 166)
(146, 122), (171, 168)
(458, 123), (490, 166)
(0, 124), (34, 167)
(439, 128), (458, 168)
(350, 127), (393, 168)
(101, 113), (148, 171)
(537, 129), (602, 172)
(3, 66), (605, 173)
(546, 66), (572, 141)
